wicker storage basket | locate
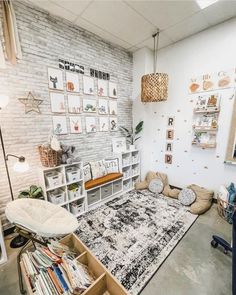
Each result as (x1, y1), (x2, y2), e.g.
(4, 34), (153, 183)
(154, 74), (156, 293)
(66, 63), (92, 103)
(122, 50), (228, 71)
(38, 145), (61, 167)
(217, 195), (236, 224)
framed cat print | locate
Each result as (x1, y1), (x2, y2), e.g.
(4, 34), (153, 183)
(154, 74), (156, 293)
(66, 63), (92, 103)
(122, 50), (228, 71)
(48, 67), (64, 91)
(66, 72), (80, 93)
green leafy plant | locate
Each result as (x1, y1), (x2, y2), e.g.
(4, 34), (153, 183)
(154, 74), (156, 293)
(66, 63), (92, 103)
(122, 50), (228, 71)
(18, 185), (44, 199)
(119, 121), (144, 145)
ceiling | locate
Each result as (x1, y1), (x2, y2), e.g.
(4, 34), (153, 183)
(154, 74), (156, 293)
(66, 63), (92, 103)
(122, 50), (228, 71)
(27, 0), (236, 52)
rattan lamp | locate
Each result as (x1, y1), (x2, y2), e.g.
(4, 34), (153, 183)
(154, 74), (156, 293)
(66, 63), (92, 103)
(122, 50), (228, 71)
(141, 31), (168, 102)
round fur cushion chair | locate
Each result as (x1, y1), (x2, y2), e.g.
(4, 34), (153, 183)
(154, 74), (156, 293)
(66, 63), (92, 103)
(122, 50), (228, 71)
(178, 188), (196, 206)
(148, 178), (164, 194)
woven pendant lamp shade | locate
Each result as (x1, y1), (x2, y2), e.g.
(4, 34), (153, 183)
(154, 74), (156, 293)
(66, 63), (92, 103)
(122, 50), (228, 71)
(141, 73), (168, 102)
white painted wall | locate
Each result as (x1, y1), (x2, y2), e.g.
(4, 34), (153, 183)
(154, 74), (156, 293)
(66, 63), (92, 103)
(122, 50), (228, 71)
(133, 18), (236, 192)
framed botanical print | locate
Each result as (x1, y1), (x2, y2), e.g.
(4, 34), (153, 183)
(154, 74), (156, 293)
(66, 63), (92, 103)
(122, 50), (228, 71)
(52, 116), (68, 135)
(85, 117), (97, 133)
(68, 95), (81, 113)
(83, 99), (97, 113)
(98, 99), (108, 115)
(69, 116), (82, 134)
(66, 72), (80, 93)
(98, 79), (108, 97)
(50, 92), (65, 113)
(83, 76), (95, 95)
(109, 100), (117, 115)
(109, 117), (118, 131)
(109, 82), (117, 98)
(48, 67), (64, 91)
(112, 137), (126, 153)
(99, 117), (109, 132)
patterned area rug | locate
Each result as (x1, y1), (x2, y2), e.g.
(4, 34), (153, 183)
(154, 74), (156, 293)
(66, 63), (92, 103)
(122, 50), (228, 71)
(76, 190), (197, 295)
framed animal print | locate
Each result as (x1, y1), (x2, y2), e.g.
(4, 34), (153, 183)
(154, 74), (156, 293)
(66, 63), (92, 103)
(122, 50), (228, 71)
(98, 99), (108, 115)
(66, 72), (80, 93)
(50, 92), (65, 113)
(109, 82), (117, 98)
(69, 116), (82, 134)
(48, 67), (64, 91)
(85, 117), (97, 133)
(68, 95), (81, 113)
(99, 117), (109, 132)
(52, 116), (68, 135)
(83, 99), (97, 113)
(98, 79), (108, 97)
(109, 117), (118, 131)
(109, 100), (117, 115)
(83, 76), (95, 95)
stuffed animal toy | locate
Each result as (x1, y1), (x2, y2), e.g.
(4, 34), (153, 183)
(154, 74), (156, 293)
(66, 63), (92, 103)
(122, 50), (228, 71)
(188, 184), (214, 215)
(61, 144), (81, 164)
(135, 171), (180, 199)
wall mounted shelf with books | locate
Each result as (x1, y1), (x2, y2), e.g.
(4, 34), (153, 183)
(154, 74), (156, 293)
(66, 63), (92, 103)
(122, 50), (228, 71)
(192, 93), (220, 149)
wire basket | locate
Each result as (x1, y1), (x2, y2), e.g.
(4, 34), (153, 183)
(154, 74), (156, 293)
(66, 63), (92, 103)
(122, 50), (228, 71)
(217, 195), (236, 224)
(38, 145), (61, 167)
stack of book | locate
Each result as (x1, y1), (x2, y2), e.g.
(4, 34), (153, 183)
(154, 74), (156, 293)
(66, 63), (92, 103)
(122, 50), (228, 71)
(21, 240), (95, 295)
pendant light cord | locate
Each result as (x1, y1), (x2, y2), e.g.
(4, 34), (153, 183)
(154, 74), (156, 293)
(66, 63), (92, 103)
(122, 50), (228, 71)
(153, 30), (159, 74)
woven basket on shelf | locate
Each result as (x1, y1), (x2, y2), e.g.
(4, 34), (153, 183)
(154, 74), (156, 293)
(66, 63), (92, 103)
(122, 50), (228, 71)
(217, 195), (236, 224)
(38, 145), (61, 167)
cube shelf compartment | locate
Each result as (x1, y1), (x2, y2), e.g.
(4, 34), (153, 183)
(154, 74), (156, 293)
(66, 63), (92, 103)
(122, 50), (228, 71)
(121, 150), (140, 192)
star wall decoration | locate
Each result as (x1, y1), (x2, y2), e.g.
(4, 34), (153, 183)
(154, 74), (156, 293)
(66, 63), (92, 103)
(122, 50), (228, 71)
(18, 91), (43, 114)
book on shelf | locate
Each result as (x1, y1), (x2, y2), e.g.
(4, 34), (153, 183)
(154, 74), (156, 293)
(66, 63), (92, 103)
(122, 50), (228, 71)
(192, 131), (216, 146)
(195, 93), (220, 111)
(193, 114), (218, 129)
(21, 240), (95, 295)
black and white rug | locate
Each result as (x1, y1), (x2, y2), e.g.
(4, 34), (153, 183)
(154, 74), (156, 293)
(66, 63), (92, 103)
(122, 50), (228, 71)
(76, 190), (197, 294)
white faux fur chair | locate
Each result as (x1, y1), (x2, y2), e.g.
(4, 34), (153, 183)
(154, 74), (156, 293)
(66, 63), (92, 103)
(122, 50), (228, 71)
(5, 198), (78, 294)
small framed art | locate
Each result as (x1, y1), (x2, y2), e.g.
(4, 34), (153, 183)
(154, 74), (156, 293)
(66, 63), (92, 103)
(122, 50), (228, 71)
(69, 116), (82, 134)
(98, 79), (108, 97)
(68, 95), (81, 113)
(83, 76), (94, 95)
(109, 100), (118, 115)
(83, 99), (97, 113)
(109, 117), (118, 131)
(50, 92), (65, 113)
(99, 117), (109, 132)
(112, 137), (126, 153)
(52, 116), (68, 135)
(109, 82), (117, 98)
(48, 67), (64, 91)
(98, 99), (108, 115)
(66, 72), (80, 92)
(85, 117), (97, 133)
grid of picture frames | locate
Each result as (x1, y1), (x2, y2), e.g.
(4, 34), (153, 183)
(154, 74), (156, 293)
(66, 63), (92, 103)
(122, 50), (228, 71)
(47, 67), (118, 135)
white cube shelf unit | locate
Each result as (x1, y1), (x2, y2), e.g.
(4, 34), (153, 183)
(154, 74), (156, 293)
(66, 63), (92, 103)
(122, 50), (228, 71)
(39, 162), (86, 218)
(122, 149), (140, 192)
(0, 218), (7, 265)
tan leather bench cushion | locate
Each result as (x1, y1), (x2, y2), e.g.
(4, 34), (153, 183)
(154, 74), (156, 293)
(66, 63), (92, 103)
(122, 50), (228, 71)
(85, 173), (123, 190)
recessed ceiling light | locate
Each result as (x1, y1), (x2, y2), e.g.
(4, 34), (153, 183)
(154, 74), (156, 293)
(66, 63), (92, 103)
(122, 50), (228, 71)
(196, 0), (219, 9)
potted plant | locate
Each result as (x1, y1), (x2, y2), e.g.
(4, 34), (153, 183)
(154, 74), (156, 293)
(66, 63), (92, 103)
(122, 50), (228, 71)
(18, 185), (44, 199)
(120, 121), (144, 151)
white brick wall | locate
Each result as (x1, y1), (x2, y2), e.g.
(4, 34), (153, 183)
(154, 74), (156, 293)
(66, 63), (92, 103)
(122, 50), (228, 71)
(0, 1), (133, 230)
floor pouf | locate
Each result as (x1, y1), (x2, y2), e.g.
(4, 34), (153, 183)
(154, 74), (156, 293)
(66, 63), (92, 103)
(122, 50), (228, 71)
(179, 188), (196, 206)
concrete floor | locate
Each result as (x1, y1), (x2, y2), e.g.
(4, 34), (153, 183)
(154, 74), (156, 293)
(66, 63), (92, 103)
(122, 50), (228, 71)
(0, 204), (232, 295)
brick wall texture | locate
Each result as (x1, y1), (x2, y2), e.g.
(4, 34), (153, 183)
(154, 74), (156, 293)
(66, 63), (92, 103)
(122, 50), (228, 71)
(0, 0), (133, 230)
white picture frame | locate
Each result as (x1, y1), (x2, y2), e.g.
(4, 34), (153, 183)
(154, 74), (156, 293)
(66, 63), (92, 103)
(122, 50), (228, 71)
(109, 100), (118, 115)
(109, 117), (118, 131)
(48, 67), (64, 91)
(83, 98), (97, 113)
(68, 95), (81, 113)
(109, 82), (117, 98)
(98, 99), (109, 115)
(69, 116), (82, 134)
(98, 79), (108, 97)
(66, 72), (80, 93)
(112, 137), (126, 153)
(83, 76), (95, 95)
(52, 116), (68, 135)
(99, 117), (109, 132)
(50, 92), (65, 113)
(85, 117), (97, 133)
